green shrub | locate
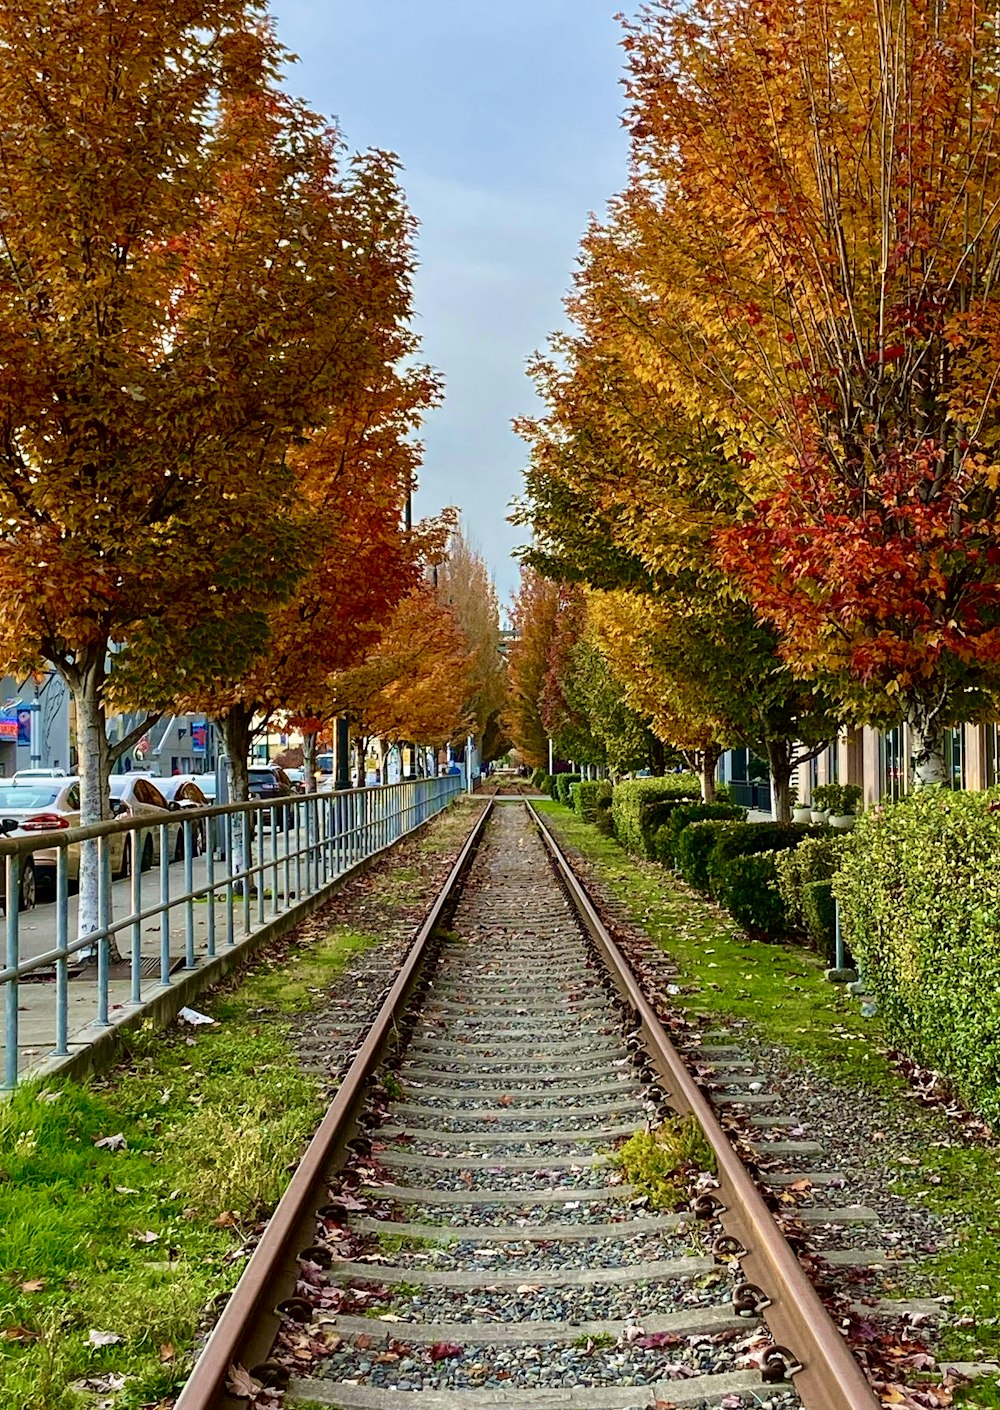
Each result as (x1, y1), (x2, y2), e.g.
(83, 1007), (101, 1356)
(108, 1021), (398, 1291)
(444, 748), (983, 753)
(811, 782), (863, 816)
(706, 821), (823, 895)
(575, 780), (602, 822)
(594, 782), (614, 835)
(611, 776), (701, 857)
(530, 768), (548, 790)
(568, 781), (581, 811)
(548, 774), (561, 800)
(657, 802), (748, 866)
(611, 1117), (715, 1210)
(801, 878), (844, 964)
(835, 788), (1000, 1123)
(718, 851), (787, 936)
(676, 818), (742, 890)
(775, 834), (850, 932)
(555, 772), (582, 806)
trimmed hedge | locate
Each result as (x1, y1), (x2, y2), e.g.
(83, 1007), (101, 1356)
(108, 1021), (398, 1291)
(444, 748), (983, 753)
(836, 788), (1000, 1123)
(555, 773), (582, 806)
(706, 823), (825, 939)
(594, 781), (614, 835)
(706, 822), (823, 896)
(775, 834), (849, 934)
(676, 819), (741, 890)
(655, 802), (747, 866)
(575, 780), (602, 822)
(611, 776), (701, 857)
(530, 768), (549, 791)
(719, 851), (786, 935)
(802, 879), (840, 964)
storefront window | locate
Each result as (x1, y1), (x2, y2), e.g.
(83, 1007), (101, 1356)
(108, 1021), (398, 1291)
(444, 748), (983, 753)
(986, 724), (1000, 788)
(943, 726), (965, 791)
(879, 726), (905, 802)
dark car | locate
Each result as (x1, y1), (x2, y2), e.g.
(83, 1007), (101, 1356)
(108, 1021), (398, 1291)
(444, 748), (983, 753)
(248, 766), (296, 829)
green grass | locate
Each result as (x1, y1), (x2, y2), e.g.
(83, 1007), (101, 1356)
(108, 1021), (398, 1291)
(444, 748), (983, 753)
(536, 801), (1000, 1400)
(612, 1117), (715, 1210)
(212, 925), (375, 1018)
(0, 917), (385, 1409)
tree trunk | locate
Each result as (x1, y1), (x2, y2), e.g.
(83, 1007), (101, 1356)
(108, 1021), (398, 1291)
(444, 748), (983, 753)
(220, 704), (254, 888)
(72, 656), (119, 955)
(905, 708), (949, 788)
(221, 704), (254, 803)
(765, 738), (794, 823)
(302, 730), (318, 794)
(699, 745), (721, 803)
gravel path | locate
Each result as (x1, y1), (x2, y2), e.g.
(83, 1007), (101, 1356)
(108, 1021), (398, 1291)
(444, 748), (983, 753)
(278, 805), (803, 1410)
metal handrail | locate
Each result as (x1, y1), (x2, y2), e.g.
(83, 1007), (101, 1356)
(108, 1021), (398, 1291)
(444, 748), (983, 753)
(0, 776), (463, 1090)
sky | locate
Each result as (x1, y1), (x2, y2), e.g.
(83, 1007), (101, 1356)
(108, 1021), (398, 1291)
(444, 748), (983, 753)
(267, 0), (630, 609)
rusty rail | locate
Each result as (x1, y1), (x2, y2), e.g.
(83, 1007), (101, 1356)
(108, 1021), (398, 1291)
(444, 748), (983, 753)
(529, 802), (881, 1410)
(173, 800), (493, 1410)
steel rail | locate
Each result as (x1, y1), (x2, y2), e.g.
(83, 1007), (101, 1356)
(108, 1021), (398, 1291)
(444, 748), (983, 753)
(173, 799), (494, 1410)
(528, 802), (881, 1410)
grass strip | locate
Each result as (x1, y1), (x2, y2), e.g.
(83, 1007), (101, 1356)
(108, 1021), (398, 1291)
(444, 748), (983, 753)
(536, 800), (1000, 1406)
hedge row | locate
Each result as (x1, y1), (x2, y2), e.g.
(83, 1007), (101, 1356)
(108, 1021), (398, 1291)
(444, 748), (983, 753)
(836, 789), (1000, 1124)
(610, 776), (702, 858)
(549, 774), (843, 963)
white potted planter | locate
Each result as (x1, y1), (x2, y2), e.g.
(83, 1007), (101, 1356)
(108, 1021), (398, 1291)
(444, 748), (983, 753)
(829, 812), (856, 831)
(810, 808), (830, 824)
(792, 805), (813, 824)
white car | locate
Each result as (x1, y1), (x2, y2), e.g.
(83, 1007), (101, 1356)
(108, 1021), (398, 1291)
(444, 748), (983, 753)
(108, 775), (183, 866)
(0, 778), (132, 892)
(154, 776), (213, 856)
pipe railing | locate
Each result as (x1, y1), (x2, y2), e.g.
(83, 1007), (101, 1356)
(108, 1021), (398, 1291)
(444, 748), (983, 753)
(0, 775), (463, 1090)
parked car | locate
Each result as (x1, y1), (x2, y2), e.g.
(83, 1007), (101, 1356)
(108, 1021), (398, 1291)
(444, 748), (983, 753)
(0, 778), (129, 894)
(108, 775), (181, 869)
(284, 767), (305, 792)
(0, 810), (37, 911)
(11, 768), (68, 783)
(248, 765), (296, 828)
(155, 777), (211, 856)
(171, 773), (217, 803)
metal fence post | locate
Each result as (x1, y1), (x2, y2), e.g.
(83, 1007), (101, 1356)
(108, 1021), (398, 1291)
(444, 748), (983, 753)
(4, 854), (20, 1089)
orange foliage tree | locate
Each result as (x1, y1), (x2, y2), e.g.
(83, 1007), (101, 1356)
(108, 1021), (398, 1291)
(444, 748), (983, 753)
(613, 0), (1000, 783)
(503, 568), (560, 770)
(184, 362), (444, 801)
(0, 1), (426, 930)
(436, 527), (508, 762)
(328, 586), (473, 764)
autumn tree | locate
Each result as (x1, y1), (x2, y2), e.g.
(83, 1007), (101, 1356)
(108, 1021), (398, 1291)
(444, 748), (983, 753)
(503, 568), (560, 769)
(185, 362), (444, 803)
(613, 0), (1000, 784)
(328, 586), (473, 760)
(437, 527), (508, 763)
(514, 255), (838, 817)
(0, 0), (426, 934)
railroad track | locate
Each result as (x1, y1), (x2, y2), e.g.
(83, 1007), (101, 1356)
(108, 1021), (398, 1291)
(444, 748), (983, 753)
(475, 777), (540, 797)
(175, 801), (905, 1410)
